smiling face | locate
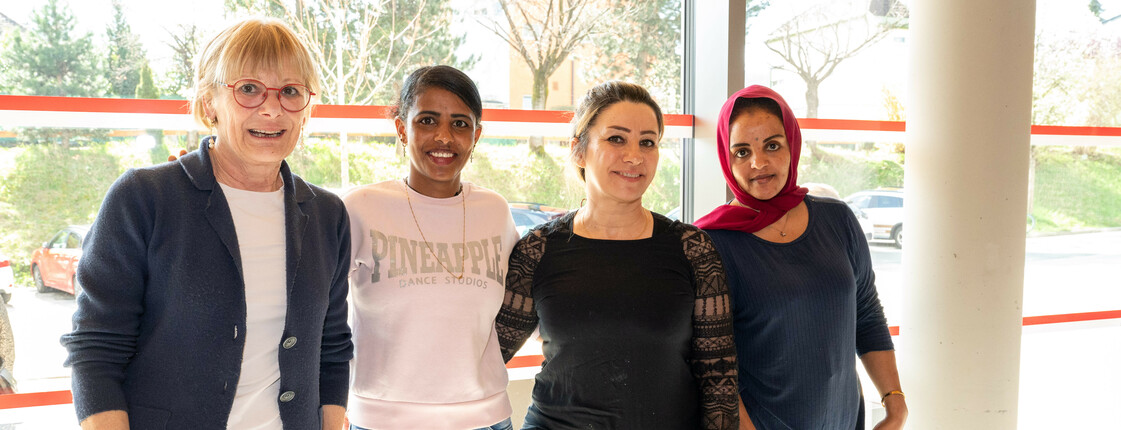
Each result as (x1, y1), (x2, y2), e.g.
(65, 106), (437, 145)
(575, 101), (661, 205)
(729, 108), (791, 201)
(397, 87), (482, 197)
(205, 61), (310, 173)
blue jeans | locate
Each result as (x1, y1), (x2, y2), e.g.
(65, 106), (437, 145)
(350, 417), (514, 430)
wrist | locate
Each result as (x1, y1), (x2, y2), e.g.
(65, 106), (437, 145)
(880, 389), (905, 407)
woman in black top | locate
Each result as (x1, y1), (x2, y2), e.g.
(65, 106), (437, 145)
(495, 81), (738, 430)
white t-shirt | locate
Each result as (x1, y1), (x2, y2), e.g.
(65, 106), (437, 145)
(343, 180), (519, 430)
(220, 184), (287, 430)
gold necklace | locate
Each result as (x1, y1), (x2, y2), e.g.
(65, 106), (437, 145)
(404, 179), (466, 279)
(766, 213), (790, 237)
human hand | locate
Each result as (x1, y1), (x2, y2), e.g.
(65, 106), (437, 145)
(873, 395), (908, 430)
(321, 404), (346, 430)
(79, 410), (130, 429)
(167, 149), (188, 162)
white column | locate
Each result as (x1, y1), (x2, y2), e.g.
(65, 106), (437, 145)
(685, 0), (744, 221)
(902, 0), (1036, 428)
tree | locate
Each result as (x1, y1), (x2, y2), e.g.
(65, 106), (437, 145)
(764, 0), (905, 158)
(226, 0), (473, 187)
(227, 0), (473, 188)
(0, 0), (106, 149)
(105, 0), (147, 98)
(579, 0), (679, 111)
(159, 24), (202, 150)
(582, 0), (769, 113)
(163, 24), (200, 99)
(481, 0), (608, 154)
(135, 61), (159, 99)
(228, 0), (473, 106)
(484, 0), (605, 111)
(766, 1), (906, 119)
(0, 0), (104, 98)
(1089, 0), (1121, 24)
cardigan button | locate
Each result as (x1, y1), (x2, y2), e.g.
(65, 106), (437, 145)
(279, 391), (296, 402)
(282, 336), (297, 349)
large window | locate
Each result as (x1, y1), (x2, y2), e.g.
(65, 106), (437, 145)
(0, 0), (687, 426)
(741, 0), (1120, 427)
(3, 0), (1119, 427)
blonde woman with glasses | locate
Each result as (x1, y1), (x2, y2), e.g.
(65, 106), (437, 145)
(62, 18), (353, 430)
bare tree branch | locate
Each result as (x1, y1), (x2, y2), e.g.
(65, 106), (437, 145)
(479, 0), (606, 110)
(765, 2), (904, 118)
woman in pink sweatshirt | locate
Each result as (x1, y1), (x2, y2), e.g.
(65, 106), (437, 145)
(343, 65), (519, 430)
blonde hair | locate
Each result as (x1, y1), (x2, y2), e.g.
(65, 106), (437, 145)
(190, 17), (321, 128)
(570, 81), (664, 180)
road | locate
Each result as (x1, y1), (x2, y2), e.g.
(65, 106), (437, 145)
(867, 230), (1121, 323)
(0, 231), (1117, 428)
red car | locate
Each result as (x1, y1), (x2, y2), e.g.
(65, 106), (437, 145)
(30, 225), (89, 296)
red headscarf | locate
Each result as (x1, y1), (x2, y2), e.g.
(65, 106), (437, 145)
(693, 85), (808, 233)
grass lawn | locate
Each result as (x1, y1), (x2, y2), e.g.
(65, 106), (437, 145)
(1032, 147), (1121, 232)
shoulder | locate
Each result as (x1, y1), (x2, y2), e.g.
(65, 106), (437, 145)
(299, 176), (346, 210)
(127, 160), (190, 184)
(520, 210), (573, 243)
(341, 180), (402, 205)
(657, 213), (721, 261)
(105, 162), (192, 202)
(806, 194), (852, 217)
(663, 215), (697, 233)
(657, 212), (710, 242)
(464, 182), (510, 206)
(465, 183), (516, 221)
(805, 194), (861, 230)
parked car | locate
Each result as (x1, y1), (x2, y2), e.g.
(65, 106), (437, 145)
(849, 206), (876, 242)
(844, 189), (904, 247)
(801, 183), (873, 242)
(509, 202), (567, 237)
(0, 253), (14, 303)
(30, 225), (89, 296)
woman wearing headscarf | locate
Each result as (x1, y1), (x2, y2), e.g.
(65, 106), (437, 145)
(694, 85), (907, 430)
(61, 18), (352, 429)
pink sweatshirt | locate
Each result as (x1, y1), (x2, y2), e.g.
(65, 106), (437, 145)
(343, 180), (518, 429)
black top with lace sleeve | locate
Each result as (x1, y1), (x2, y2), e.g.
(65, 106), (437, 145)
(496, 211), (738, 430)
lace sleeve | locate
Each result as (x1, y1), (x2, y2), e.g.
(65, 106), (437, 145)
(496, 229), (545, 362)
(681, 228), (739, 429)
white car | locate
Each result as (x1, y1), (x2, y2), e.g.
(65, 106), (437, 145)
(844, 189), (904, 248)
(802, 183), (874, 242)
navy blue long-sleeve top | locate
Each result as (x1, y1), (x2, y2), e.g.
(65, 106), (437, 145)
(704, 195), (893, 430)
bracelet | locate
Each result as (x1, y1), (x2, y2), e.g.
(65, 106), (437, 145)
(880, 390), (905, 407)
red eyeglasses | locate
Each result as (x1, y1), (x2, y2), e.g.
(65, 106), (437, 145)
(218, 79), (316, 112)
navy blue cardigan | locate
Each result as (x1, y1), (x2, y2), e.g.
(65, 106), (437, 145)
(61, 138), (353, 429)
